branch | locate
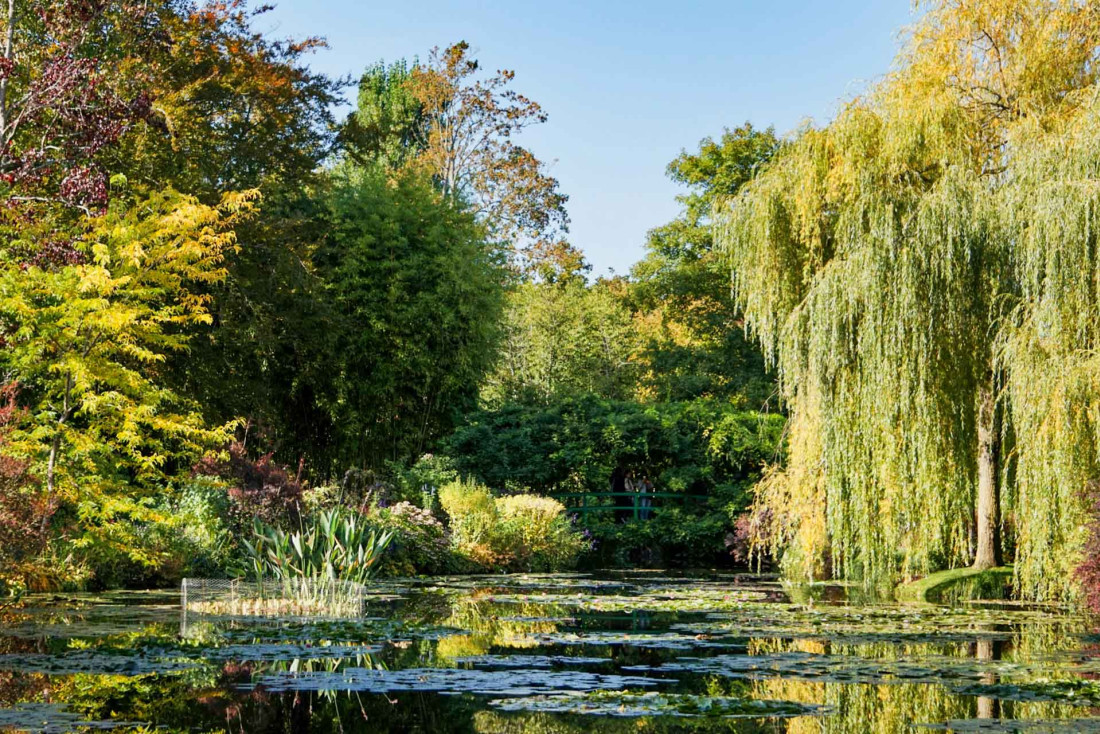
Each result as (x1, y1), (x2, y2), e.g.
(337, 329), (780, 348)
(0, 0), (14, 138)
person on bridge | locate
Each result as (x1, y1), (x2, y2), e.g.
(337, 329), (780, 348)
(639, 476), (654, 520)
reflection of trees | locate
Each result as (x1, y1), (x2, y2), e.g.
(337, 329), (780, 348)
(747, 618), (1088, 732)
(0, 671), (49, 707)
(474, 709), (778, 734)
(975, 638), (1001, 719)
(434, 596), (564, 662)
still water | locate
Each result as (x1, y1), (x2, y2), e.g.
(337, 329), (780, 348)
(1, 572), (1099, 732)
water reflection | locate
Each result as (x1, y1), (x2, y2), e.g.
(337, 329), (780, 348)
(0, 574), (1098, 732)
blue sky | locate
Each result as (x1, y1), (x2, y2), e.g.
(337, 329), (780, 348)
(263, 1), (916, 275)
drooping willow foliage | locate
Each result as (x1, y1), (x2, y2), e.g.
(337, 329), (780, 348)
(717, 0), (1100, 598)
(1000, 101), (1100, 600)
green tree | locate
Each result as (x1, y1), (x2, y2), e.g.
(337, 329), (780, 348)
(340, 60), (426, 171)
(341, 42), (580, 278)
(482, 277), (638, 407)
(112, 3), (345, 469)
(628, 124), (780, 406)
(309, 169), (505, 471)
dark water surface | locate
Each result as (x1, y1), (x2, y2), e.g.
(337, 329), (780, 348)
(2, 572), (1100, 732)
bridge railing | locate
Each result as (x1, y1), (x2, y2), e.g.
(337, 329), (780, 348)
(549, 491), (709, 520)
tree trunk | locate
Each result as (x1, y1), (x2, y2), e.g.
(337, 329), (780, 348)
(974, 379), (1002, 570)
(43, 373), (73, 535)
(0, 0), (16, 139)
(976, 637), (1002, 720)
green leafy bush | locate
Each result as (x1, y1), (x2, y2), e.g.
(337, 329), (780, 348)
(439, 479), (587, 572)
(171, 477), (239, 577)
(441, 395), (783, 565)
(387, 454), (459, 510)
(496, 494), (588, 571)
(368, 501), (453, 576)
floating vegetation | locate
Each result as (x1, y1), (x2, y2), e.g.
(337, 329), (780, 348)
(481, 583), (770, 612)
(452, 654), (610, 668)
(526, 630), (746, 651)
(488, 690), (828, 718)
(955, 679), (1100, 706)
(626, 651), (1100, 688)
(251, 666), (665, 695)
(1, 574), (1098, 732)
(0, 703), (144, 733)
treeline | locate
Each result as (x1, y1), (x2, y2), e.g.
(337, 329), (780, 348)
(0, 2), (778, 589)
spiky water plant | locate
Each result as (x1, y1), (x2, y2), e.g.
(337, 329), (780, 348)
(244, 508), (393, 586)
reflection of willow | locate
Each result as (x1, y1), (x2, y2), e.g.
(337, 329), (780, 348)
(435, 596), (565, 662)
(749, 635), (972, 734)
(474, 711), (593, 734)
(474, 709), (778, 734)
(748, 619), (1086, 732)
(1005, 616), (1088, 723)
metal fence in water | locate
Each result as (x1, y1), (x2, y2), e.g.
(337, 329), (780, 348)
(181, 577), (370, 619)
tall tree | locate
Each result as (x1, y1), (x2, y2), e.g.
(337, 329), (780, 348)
(0, 187), (256, 563)
(309, 169), (505, 471)
(629, 124), (779, 406)
(114, 1), (343, 461)
(342, 42), (578, 277)
(718, 0), (1100, 593)
(482, 277), (638, 408)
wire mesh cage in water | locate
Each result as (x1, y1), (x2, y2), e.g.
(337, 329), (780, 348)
(181, 578), (370, 619)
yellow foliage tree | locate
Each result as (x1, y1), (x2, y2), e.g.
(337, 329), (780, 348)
(0, 186), (258, 566)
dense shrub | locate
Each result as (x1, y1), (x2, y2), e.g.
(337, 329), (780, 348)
(168, 477), (239, 577)
(387, 454), (459, 510)
(368, 501), (453, 576)
(496, 494), (588, 571)
(439, 479), (587, 572)
(441, 395), (783, 565)
(443, 395), (782, 497)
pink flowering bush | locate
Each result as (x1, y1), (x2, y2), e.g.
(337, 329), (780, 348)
(368, 501), (454, 576)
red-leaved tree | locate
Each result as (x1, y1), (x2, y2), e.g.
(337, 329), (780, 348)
(0, 382), (53, 573)
(193, 441), (303, 528)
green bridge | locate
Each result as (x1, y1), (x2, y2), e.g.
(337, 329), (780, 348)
(549, 491), (709, 520)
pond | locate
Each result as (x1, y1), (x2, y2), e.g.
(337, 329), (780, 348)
(2, 572), (1100, 732)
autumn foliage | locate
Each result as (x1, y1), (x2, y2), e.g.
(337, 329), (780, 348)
(193, 441), (304, 527)
(0, 384), (53, 580)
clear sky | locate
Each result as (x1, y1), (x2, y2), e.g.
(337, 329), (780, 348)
(262, 1), (917, 276)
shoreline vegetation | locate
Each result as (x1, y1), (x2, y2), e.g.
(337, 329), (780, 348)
(4, 1), (1100, 729)
(0, 0), (1098, 617)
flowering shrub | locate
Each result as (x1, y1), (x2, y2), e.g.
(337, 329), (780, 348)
(368, 501), (453, 576)
(1075, 481), (1100, 613)
(496, 494), (588, 571)
(726, 506), (775, 569)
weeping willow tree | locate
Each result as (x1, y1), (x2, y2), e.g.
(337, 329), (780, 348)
(1000, 89), (1100, 600)
(718, 0), (1100, 597)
